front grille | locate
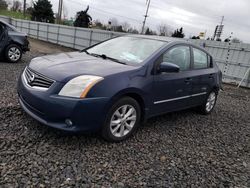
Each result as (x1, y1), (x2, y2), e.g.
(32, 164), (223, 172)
(24, 67), (54, 89)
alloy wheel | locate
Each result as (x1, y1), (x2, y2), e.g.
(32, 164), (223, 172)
(206, 92), (216, 112)
(110, 105), (137, 138)
(8, 47), (21, 61)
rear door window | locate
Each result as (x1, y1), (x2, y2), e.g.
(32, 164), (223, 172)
(193, 48), (208, 69)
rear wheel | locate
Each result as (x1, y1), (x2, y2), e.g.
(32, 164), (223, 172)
(198, 91), (217, 114)
(5, 44), (22, 63)
(101, 97), (141, 142)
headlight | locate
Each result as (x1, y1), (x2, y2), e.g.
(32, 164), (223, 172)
(59, 75), (104, 98)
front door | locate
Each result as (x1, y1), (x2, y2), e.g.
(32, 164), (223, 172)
(152, 45), (193, 115)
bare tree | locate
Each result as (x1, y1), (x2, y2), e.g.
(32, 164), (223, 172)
(231, 38), (241, 43)
(121, 21), (130, 32)
(157, 23), (171, 36)
(11, 0), (22, 11)
(63, 4), (68, 19)
(109, 18), (119, 27)
(128, 27), (139, 34)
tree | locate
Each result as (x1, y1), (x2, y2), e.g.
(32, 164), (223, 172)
(224, 38), (230, 42)
(109, 18), (119, 27)
(231, 38), (241, 43)
(31, 0), (55, 23)
(92, 19), (106, 30)
(11, 0), (22, 11)
(157, 23), (171, 36)
(191, 36), (200, 39)
(26, 7), (33, 15)
(0, 0), (8, 10)
(74, 6), (92, 28)
(115, 25), (124, 32)
(172, 27), (185, 38)
(128, 27), (139, 34)
(121, 22), (130, 32)
(145, 27), (153, 35)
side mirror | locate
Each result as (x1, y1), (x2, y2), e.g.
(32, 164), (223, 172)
(158, 62), (180, 73)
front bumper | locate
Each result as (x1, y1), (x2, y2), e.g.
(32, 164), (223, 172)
(18, 74), (109, 132)
(22, 39), (30, 52)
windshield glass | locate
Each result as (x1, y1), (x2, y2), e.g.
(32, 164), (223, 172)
(86, 36), (166, 65)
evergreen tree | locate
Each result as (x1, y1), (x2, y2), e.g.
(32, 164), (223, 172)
(74, 6), (92, 28)
(0, 0), (8, 10)
(172, 27), (185, 38)
(145, 27), (153, 35)
(31, 0), (55, 23)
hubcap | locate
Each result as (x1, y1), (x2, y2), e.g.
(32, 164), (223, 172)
(206, 92), (216, 112)
(110, 105), (137, 138)
(8, 47), (21, 61)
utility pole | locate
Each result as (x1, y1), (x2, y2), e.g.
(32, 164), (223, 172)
(23, 0), (26, 16)
(220, 16), (224, 26)
(57, 0), (63, 24)
(141, 0), (151, 34)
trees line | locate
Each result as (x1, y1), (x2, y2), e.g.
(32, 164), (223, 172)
(0, 0), (242, 42)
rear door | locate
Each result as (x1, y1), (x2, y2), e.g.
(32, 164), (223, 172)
(190, 47), (216, 106)
(152, 45), (194, 115)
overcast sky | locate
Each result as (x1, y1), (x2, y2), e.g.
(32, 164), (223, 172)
(50, 0), (250, 42)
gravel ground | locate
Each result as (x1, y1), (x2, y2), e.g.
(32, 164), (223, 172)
(0, 39), (250, 187)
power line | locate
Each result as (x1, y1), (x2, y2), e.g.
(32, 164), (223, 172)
(64, 0), (172, 30)
(66, 0), (142, 24)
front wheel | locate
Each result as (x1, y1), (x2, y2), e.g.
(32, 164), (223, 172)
(198, 91), (218, 114)
(5, 44), (22, 63)
(101, 97), (141, 142)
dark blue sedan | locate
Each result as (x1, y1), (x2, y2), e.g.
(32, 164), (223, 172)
(18, 35), (222, 142)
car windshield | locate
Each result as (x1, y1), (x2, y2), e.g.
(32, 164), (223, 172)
(85, 36), (166, 65)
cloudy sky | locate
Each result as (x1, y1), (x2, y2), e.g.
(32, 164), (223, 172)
(50, 0), (250, 42)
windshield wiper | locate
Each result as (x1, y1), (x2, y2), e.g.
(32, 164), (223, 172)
(82, 49), (90, 54)
(87, 53), (126, 65)
(102, 54), (127, 65)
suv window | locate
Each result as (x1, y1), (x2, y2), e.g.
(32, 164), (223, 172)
(0, 24), (4, 36)
(162, 46), (191, 71)
(6, 26), (14, 31)
(193, 48), (208, 69)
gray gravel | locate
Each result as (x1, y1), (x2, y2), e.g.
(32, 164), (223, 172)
(0, 42), (250, 187)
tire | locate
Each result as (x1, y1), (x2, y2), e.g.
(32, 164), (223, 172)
(198, 90), (218, 115)
(101, 97), (141, 142)
(5, 44), (22, 63)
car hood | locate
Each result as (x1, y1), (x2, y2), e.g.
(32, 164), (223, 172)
(9, 31), (27, 37)
(28, 52), (138, 82)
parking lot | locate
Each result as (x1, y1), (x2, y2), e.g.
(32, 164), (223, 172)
(0, 39), (249, 187)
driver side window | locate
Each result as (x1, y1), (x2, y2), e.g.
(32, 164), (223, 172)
(0, 24), (4, 35)
(162, 46), (191, 71)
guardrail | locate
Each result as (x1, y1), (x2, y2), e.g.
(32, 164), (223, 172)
(1, 16), (250, 88)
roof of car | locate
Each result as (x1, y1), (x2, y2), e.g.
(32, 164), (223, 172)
(0, 19), (18, 31)
(125, 34), (212, 56)
(126, 34), (189, 43)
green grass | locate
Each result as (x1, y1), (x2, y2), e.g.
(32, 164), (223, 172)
(0, 10), (31, 20)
